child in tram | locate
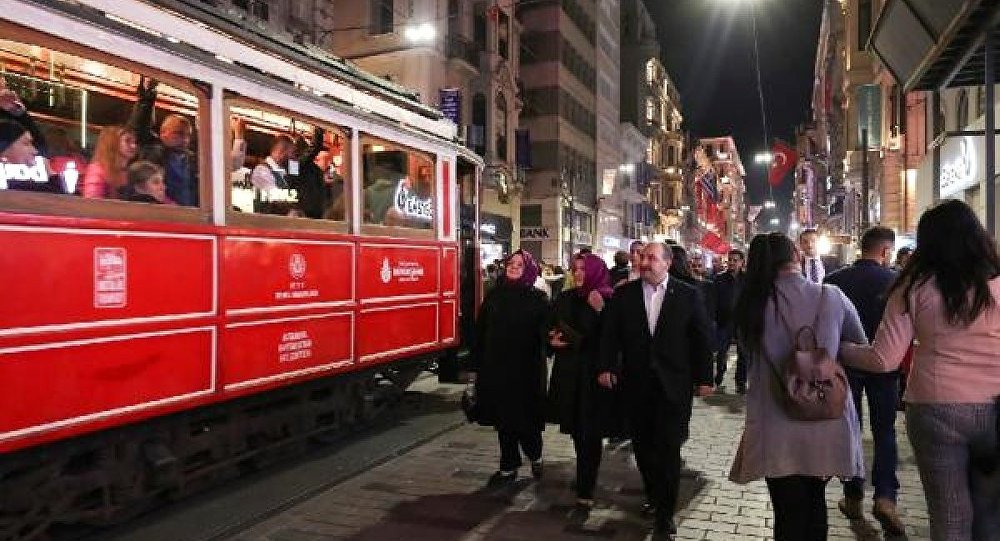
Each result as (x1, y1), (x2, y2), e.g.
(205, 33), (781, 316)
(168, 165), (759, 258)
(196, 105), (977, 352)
(121, 160), (167, 204)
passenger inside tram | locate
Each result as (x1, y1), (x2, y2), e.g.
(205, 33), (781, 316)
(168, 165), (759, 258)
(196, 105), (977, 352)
(121, 160), (166, 204)
(0, 37), (201, 205)
(229, 108), (348, 221)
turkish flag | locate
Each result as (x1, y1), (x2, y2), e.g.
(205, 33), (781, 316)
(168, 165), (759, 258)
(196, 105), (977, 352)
(769, 139), (797, 187)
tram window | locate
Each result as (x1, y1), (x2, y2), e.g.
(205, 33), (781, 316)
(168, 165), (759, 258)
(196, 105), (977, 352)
(228, 106), (349, 222)
(361, 135), (435, 230)
(0, 37), (201, 207)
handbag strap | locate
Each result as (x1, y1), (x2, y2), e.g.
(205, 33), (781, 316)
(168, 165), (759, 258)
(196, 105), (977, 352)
(760, 285), (827, 381)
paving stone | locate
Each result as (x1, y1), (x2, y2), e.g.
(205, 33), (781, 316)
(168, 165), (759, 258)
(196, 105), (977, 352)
(227, 357), (933, 541)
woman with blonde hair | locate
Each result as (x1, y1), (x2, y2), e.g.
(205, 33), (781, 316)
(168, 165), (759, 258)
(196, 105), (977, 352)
(83, 125), (138, 199)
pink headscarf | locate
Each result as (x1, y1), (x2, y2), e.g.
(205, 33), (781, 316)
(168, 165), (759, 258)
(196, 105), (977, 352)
(504, 249), (540, 289)
(575, 252), (614, 299)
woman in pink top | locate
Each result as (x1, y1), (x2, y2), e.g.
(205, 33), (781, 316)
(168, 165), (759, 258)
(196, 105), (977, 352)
(842, 200), (1000, 541)
(82, 125), (138, 199)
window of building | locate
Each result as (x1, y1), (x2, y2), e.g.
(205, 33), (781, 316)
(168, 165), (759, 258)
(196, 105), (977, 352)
(227, 104), (349, 224)
(858, 0), (872, 51)
(471, 92), (486, 156)
(498, 11), (510, 61)
(0, 35), (203, 215)
(361, 134), (435, 231)
(370, 0), (394, 35)
(646, 98), (655, 123)
(474, 7), (487, 54)
(250, 0), (269, 21)
(646, 59), (656, 84)
(495, 93), (508, 161)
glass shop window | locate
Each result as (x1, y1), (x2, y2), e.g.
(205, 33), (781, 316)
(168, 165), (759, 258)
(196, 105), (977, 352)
(361, 134), (435, 230)
(0, 36), (201, 207)
(228, 104), (349, 222)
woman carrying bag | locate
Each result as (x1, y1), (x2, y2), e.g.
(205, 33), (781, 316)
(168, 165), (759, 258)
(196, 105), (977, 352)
(729, 232), (867, 541)
(546, 252), (622, 518)
(469, 250), (551, 487)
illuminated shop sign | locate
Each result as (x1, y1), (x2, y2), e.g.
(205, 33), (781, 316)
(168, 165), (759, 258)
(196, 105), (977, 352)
(939, 136), (979, 197)
(0, 157), (47, 189)
(394, 180), (433, 221)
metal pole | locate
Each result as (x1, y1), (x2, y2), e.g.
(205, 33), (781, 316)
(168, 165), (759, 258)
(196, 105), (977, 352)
(861, 128), (870, 230)
(933, 91), (941, 203)
(986, 29), (996, 236)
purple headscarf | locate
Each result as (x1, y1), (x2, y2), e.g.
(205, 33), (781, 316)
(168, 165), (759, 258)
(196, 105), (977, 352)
(504, 249), (540, 288)
(575, 252), (614, 299)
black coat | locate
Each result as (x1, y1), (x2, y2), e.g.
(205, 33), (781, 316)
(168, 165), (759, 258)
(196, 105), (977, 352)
(470, 284), (550, 432)
(713, 270), (744, 328)
(546, 292), (624, 438)
(599, 279), (714, 436)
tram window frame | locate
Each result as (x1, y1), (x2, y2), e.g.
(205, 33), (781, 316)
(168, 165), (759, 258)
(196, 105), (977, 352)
(224, 98), (351, 234)
(0, 22), (212, 224)
(359, 133), (437, 240)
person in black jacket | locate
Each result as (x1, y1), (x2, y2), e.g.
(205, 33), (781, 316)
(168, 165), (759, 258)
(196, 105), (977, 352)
(130, 77), (199, 206)
(290, 127), (336, 219)
(824, 226), (905, 535)
(598, 242), (714, 539)
(609, 250), (630, 287)
(670, 245), (717, 347)
(713, 248), (747, 392)
(470, 249), (550, 487)
(547, 252), (620, 517)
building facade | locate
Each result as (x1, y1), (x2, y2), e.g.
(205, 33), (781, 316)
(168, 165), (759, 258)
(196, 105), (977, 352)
(517, 0), (599, 265)
(329, 0), (523, 266)
(205, 0), (336, 48)
(690, 137), (747, 255)
(593, 0), (628, 262)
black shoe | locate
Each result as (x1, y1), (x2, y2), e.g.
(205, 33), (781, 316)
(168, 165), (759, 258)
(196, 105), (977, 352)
(530, 460), (543, 480)
(651, 518), (677, 540)
(568, 499), (593, 522)
(640, 501), (656, 517)
(487, 470), (516, 488)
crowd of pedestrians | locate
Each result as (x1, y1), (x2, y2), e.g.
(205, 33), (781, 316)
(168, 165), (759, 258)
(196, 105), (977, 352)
(468, 199), (999, 541)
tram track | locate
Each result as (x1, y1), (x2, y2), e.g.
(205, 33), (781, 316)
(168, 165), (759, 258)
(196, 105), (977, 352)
(75, 374), (467, 541)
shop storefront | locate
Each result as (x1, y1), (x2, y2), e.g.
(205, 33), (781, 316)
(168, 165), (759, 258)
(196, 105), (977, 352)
(479, 212), (513, 267)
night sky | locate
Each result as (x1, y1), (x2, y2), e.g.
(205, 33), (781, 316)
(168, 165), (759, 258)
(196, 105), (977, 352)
(643, 0), (824, 208)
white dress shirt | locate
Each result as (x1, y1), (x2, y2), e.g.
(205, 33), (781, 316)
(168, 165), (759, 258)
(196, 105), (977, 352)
(642, 275), (669, 335)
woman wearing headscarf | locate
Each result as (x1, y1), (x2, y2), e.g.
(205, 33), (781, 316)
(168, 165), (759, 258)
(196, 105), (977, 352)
(841, 200), (1000, 541)
(546, 252), (620, 516)
(470, 249), (551, 486)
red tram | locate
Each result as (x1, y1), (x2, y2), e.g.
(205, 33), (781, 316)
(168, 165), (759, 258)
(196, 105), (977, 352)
(0, 1), (482, 535)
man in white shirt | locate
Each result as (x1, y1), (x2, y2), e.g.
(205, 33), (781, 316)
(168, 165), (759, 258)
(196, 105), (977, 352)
(599, 243), (714, 539)
(799, 228), (826, 283)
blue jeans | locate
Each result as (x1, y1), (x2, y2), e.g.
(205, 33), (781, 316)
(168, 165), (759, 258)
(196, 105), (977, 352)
(843, 369), (900, 501)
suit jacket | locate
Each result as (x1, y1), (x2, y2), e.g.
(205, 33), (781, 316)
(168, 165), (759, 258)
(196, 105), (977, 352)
(599, 278), (714, 411)
(713, 270), (744, 327)
(824, 259), (897, 343)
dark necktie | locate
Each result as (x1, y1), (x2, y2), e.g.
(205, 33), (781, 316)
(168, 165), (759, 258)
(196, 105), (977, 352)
(809, 258), (819, 283)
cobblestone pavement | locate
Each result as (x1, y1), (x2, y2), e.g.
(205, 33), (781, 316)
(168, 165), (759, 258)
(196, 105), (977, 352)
(229, 375), (930, 541)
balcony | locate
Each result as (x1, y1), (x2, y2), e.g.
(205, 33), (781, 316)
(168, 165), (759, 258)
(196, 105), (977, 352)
(446, 33), (481, 68)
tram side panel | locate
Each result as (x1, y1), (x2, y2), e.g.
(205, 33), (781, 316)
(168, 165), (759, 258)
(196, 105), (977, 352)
(218, 236), (356, 398)
(0, 220), (217, 453)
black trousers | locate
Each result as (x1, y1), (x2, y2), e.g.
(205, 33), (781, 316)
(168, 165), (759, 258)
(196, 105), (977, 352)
(572, 433), (603, 500)
(497, 428), (542, 472)
(765, 475), (830, 541)
(627, 380), (685, 525)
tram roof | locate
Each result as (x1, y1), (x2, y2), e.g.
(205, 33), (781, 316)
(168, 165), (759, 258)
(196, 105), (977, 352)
(30, 0), (446, 125)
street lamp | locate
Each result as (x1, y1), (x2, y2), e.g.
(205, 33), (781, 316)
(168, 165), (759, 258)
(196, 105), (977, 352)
(404, 23), (436, 43)
(754, 151), (773, 164)
(763, 199), (776, 209)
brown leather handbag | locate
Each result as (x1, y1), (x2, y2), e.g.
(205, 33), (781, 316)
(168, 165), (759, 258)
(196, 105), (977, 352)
(767, 287), (850, 421)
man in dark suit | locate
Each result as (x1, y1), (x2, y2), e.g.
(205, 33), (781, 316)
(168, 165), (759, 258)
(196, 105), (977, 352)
(824, 226), (905, 536)
(712, 249), (747, 392)
(599, 242), (714, 539)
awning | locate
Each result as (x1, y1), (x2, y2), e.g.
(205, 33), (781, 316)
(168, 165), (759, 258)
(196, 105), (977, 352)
(700, 230), (731, 255)
(871, 0), (1000, 91)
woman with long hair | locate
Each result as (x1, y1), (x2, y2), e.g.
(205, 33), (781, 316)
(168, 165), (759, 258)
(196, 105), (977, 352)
(546, 252), (620, 517)
(83, 125), (138, 199)
(842, 200), (1000, 541)
(729, 232), (867, 541)
(470, 249), (551, 486)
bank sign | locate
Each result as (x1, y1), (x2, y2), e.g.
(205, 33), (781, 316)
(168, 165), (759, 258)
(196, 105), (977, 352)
(939, 136), (983, 198)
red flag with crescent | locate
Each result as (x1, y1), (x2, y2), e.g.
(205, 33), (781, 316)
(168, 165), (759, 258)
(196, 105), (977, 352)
(769, 139), (797, 187)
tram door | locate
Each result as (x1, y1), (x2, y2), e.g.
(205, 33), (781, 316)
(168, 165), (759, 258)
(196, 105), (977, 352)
(438, 157), (480, 383)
